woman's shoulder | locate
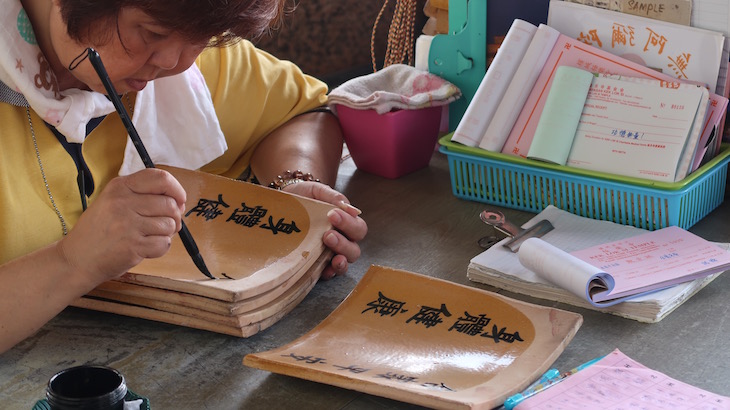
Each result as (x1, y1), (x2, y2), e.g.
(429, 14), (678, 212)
(196, 39), (327, 99)
(196, 39), (288, 74)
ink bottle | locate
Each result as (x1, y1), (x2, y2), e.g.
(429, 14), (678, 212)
(46, 365), (127, 410)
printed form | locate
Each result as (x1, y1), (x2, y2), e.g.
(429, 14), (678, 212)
(570, 225), (730, 301)
(566, 76), (706, 182)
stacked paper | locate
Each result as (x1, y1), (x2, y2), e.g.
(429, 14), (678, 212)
(451, 0), (729, 181)
(467, 206), (728, 323)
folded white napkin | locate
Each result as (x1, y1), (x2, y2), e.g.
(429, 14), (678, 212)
(327, 64), (461, 114)
(2, 1), (227, 176)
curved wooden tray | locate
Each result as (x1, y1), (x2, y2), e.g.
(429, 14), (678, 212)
(124, 166), (334, 302)
(72, 250), (330, 337)
(244, 265), (583, 409)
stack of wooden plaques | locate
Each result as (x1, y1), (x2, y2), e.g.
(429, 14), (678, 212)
(71, 166), (336, 337)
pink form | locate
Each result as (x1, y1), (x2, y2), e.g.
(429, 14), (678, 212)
(571, 225), (730, 301)
(517, 348), (730, 409)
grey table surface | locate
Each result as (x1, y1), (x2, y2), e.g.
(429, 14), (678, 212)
(2, 151), (729, 409)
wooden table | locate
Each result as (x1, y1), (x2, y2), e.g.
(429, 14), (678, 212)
(2, 151), (729, 409)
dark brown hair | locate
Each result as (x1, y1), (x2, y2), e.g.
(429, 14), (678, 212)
(58, 0), (289, 46)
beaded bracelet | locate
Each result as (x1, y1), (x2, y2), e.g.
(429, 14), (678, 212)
(268, 170), (321, 190)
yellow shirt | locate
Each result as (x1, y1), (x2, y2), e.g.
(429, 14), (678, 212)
(0, 40), (328, 264)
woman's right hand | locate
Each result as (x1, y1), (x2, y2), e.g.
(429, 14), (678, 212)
(58, 168), (187, 283)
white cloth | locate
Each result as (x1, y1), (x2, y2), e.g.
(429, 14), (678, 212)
(120, 66), (227, 175)
(327, 63), (461, 114)
(414, 35), (434, 71)
(1, 1), (227, 176)
(124, 398), (142, 409)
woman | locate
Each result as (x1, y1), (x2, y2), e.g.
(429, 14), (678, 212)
(0, 0), (367, 353)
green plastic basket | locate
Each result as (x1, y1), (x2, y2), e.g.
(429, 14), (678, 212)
(439, 134), (730, 230)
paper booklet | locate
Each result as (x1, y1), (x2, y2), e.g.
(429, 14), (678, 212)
(526, 65), (710, 182)
(519, 226), (730, 306)
(467, 206), (730, 323)
(548, 0), (727, 96)
(478, 23), (561, 152)
(548, 0), (730, 157)
(451, 19), (537, 147)
(499, 23), (728, 164)
(525, 65), (594, 166)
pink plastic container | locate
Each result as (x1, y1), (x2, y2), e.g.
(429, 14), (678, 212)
(336, 105), (443, 179)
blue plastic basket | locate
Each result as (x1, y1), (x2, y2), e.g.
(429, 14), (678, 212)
(439, 135), (730, 230)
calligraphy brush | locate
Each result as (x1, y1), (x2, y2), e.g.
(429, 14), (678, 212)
(86, 47), (215, 280)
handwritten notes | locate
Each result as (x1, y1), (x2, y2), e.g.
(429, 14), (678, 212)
(516, 349), (730, 409)
(572, 0), (692, 25)
(617, 0), (691, 24)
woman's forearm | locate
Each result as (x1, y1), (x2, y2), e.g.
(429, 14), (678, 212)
(250, 111), (344, 187)
(0, 242), (93, 354)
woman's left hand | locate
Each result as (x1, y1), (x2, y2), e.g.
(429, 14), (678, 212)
(282, 181), (367, 280)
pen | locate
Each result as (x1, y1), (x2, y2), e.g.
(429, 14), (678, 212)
(86, 48), (215, 280)
(503, 356), (604, 409)
(525, 368), (560, 391)
(503, 368), (560, 410)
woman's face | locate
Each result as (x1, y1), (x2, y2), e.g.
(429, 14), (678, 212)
(50, 5), (207, 94)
